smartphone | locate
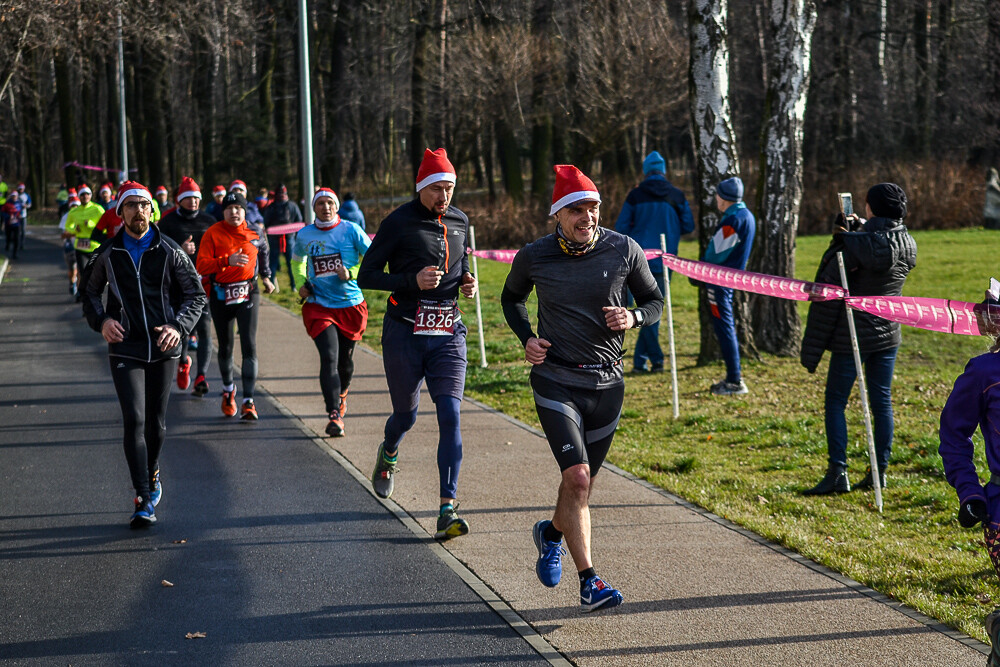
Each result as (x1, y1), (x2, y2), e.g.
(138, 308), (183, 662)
(838, 193), (853, 218)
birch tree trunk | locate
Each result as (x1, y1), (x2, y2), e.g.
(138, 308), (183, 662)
(751, 0), (817, 355)
(688, 0), (753, 364)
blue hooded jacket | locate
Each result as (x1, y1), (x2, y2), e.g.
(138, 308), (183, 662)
(614, 175), (694, 272)
(339, 199), (366, 229)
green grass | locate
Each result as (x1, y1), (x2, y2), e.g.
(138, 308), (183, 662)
(268, 227), (999, 641)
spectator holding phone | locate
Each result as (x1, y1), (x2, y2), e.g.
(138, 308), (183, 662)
(801, 183), (917, 495)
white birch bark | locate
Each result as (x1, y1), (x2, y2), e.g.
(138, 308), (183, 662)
(752, 0), (817, 355)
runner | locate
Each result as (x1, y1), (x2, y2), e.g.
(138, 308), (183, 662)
(80, 180), (206, 528)
(58, 189), (80, 295)
(357, 147), (478, 541)
(206, 185), (227, 221)
(158, 176), (216, 396)
(195, 191), (276, 420)
(63, 184), (106, 300)
(293, 188), (371, 437)
(501, 164), (663, 612)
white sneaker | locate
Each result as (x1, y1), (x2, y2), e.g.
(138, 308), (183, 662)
(711, 379), (749, 396)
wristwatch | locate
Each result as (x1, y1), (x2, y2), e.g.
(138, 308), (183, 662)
(631, 309), (644, 328)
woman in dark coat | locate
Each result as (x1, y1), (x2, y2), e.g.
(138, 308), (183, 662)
(801, 183), (917, 495)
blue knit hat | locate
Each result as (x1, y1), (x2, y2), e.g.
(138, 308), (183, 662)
(642, 151), (666, 176)
(716, 176), (744, 202)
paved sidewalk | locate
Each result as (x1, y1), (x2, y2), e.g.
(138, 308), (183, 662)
(254, 294), (988, 666)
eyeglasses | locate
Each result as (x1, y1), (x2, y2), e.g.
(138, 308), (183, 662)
(122, 200), (152, 212)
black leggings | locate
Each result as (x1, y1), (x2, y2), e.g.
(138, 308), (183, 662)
(530, 373), (624, 477)
(210, 290), (260, 398)
(180, 309), (212, 377)
(312, 324), (357, 414)
(109, 356), (178, 498)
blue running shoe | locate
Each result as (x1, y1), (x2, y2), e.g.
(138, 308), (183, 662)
(580, 575), (623, 612)
(532, 520), (564, 587)
(149, 471), (162, 507)
(130, 496), (156, 529)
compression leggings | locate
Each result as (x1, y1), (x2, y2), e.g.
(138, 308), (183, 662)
(209, 290), (260, 398)
(312, 324), (357, 415)
(179, 309), (212, 377)
(383, 396), (463, 499)
(109, 356), (178, 499)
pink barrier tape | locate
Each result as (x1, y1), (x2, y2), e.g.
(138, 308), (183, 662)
(265, 222), (306, 235)
(846, 296), (1000, 337)
(62, 160), (136, 173)
(473, 249), (519, 263)
(661, 254), (847, 302)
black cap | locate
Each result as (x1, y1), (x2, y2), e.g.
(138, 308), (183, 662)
(222, 191), (247, 210)
(866, 183), (907, 220)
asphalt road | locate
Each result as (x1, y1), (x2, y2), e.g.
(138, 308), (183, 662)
(0, 228), (546, 666)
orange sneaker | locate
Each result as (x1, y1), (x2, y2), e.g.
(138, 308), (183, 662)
(338, 390), (349, 417)
(325, 410), (344, 437)
(221, 390), (238, 417)
(240, 399), (258, 421)
(177, 356), (191, 390)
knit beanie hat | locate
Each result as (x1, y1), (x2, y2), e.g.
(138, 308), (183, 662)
(550, 164), (601, 216)
(223, 191), (247, 210)
(176, 176), (201, 202)
(866, 183), (907, 220)
(416, 148), (457, 191)
(643, 151), (666, 176)
(716, 176), (744, 202)
(115, 180), (152, 215)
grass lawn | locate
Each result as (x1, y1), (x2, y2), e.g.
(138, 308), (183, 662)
(268, 226), (998, 642)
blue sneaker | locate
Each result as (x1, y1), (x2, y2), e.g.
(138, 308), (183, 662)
(580, 575), (623, 612)
(130, 496), (156, 529)
(149, 471), (162, 507)
(532, 520), (564, 587)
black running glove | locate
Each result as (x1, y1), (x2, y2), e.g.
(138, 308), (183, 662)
(958, 498), (989, 528)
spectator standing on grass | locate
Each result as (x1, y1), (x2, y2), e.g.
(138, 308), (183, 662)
(262, 184), (303, 290)
(938, 284), (1000, 665)
(801, 183), (916, 495)
(699, 177), (755, 396)
(614, 150), (694, 374)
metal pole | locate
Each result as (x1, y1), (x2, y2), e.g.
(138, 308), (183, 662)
(297, 0), (315, 201)
(470, 225), (487, 368)
(661, 234), (679, 419)
(837, 252), (883, 511)
(117, 7), (128, 183)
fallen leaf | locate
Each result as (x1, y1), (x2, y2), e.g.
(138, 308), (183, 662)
(977, 593), (992, 605)
(173, 539), (187, 544)
(161, 580), (174, 588)
(825, 536), (835, 543)
(505, 441), (512, 446)
(757, 495), (769, 505)
(185, 632), (207, 639)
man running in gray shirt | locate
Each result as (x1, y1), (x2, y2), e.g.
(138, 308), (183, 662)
(501, 164), (663, 612)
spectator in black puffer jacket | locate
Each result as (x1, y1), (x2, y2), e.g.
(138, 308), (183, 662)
(802, 183), (917, 496)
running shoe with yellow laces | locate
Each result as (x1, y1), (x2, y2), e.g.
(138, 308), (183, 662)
(435, 502), (470, 540)
(221, 390), (238, 417)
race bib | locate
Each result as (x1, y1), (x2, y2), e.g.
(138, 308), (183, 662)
(223, 280), (252, 306)
(312, 253), (343, 278)
(76, 237), (91, 250)
(413, 299), (457, 336)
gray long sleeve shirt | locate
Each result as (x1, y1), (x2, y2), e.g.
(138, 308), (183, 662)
(501, 229), (663, 390)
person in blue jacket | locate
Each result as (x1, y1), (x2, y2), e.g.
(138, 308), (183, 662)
(701, 176), (755, 396)
(614, 151), (694, 373)
(939, 288), (1000, 664)
(338, 193), (366, 230)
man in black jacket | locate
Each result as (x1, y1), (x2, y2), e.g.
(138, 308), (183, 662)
(802, 183), (917, 495)
(158, 176), (216, 396)
(262, 184), (303, 290)
(357, 148), (478, 541)
(82, 181), (206, 528)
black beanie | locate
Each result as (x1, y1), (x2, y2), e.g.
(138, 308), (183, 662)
(222, 191), (247, 210)
(866, 183), (907, 220)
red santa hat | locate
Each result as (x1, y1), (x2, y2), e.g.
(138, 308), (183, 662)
(68, 188), (77, 196)
(312, 187), (340, 211)
(212, 185), (226, 197)
(77, 184), (92, 195)
(68, 194), (80, 207)
(176, 176), (201, 202)
(115, 180), (152, 215)
(155, 185), (168, 196)
(549, 164), (601, 216)
(229, 179), (248, 194)
(415, 148), (456, 192)
(99, 183), (113, 195)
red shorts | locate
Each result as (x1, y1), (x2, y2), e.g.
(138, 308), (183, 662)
(302, 302), (368, 341)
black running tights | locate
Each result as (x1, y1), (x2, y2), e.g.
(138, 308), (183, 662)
(312, 324), (357, 414)
(210, 291), (260, 398)
(109, 356), (178, 498)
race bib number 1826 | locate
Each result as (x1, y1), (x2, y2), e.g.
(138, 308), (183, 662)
(413, 299), (457, 336)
